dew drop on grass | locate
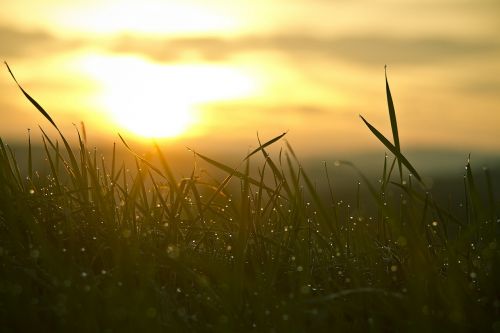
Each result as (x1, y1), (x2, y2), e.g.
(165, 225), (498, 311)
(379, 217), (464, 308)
(30, 249), (40, 259)
(300, 285), (310, 294)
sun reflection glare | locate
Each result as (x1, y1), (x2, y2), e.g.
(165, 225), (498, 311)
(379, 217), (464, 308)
(79, 54), (258, 138)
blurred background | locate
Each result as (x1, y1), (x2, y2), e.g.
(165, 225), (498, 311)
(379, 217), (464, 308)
(1, 0), (499, 175)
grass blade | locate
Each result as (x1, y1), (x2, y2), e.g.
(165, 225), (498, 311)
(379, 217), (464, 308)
(4, 62), (59, 130)
(385, 67), (403, 182)
(244, 131), (287, 160)
(359, 115), (422, 183)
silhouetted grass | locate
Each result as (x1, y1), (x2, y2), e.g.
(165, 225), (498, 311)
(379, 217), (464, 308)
(0, 63), (498, 332)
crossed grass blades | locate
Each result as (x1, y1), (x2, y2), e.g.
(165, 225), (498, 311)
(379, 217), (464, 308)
(1, 62), (499, 332)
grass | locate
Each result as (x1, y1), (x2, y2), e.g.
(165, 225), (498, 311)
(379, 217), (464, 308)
(0, 63), (499, 332)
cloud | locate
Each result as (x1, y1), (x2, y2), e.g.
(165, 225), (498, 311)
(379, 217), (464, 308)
(199, 102), (355, 128)
(457, 80), (500, 95)
(109, 34), (500, 66)
(2, 24), (499, 67)
(0, 25), (82, 58)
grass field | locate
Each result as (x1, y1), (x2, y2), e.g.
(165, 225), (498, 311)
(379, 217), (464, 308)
(1, 65), (499, 332)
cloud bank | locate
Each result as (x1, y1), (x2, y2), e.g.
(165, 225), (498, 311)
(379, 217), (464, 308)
(2, 25), (499, 67)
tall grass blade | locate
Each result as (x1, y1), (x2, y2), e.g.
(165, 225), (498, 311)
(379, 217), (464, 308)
(4, 62), (59, 130)
(244, 131), (287, 160)
(190, 149), (276, 194)
(385, 67), (403, 182)
(359, 115), (422, 183)
(27, 129), (33, 180)
(118, 133), (165, 178)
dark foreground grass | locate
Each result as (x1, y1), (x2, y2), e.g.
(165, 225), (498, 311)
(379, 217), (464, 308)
(0, 65), (499, 332)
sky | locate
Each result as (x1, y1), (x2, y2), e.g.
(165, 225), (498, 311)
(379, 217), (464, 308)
(1, 0), (500, 157)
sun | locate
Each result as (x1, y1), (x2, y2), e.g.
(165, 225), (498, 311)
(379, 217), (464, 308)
(79, 54), (258, 139)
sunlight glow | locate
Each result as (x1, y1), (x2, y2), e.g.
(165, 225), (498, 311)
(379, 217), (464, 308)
(79, 54), (258, 138)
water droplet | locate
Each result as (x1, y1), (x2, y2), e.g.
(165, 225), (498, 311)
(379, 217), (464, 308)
(30, 249), (40, 259)
(300, 285), (310, 294)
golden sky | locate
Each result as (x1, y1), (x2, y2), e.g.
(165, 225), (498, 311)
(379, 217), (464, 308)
(1, 0), (500, 155)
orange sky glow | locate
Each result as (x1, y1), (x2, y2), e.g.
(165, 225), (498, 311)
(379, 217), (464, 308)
(1, 0), (499, 156)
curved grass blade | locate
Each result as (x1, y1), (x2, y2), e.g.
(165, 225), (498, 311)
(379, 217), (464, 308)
(4, 62), (58, 130)
(305, 287), (403, 303)
(118, 133), (165, 179)
(385, 67), (403, 182)
(189, 149), (276, 194)
(360, 115), (423, 183)
(4, 63), (84, 186)
(244, 131), (287, 161)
